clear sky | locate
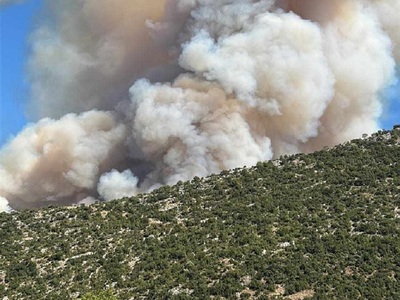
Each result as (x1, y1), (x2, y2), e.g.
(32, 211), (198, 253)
(0, 0), (399, 146)
(0, 0), (42, 145)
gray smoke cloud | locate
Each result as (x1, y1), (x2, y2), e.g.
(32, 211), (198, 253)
(1, 0), (399, 211)
(0, 0), (24, 7)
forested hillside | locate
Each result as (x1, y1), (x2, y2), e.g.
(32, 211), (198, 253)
(1, 128), (399, 300)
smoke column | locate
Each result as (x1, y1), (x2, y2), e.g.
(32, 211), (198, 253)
(0, 0), (399, 211)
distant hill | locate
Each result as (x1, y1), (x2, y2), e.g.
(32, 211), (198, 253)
(1, 128), (399, 300)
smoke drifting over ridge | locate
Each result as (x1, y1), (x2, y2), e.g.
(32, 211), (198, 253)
(0, 0), (399, 211)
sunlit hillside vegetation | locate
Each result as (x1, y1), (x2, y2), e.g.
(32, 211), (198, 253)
(1, 128), (399, 299)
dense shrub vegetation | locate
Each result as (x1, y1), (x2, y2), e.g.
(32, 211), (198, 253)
(1, 129), (399, 299)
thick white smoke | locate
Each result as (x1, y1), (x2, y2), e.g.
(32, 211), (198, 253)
(0, 0), (399, 211)
(98, 169), (139, 201)
(368, 0), (400, 61)
(0, 111), (128, 209)
(0, 197), (12, 213)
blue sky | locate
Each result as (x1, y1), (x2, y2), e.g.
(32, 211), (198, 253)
(0, 0), (42, 145)
(0, 0), (399, 147)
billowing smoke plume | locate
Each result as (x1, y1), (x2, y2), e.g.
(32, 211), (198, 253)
(0, 197), (11, 213)
(1, 0), (399, 211)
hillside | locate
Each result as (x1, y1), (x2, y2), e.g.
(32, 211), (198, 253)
(1, 128), (399, 300)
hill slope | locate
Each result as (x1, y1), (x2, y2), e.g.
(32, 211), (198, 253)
(1, 129), (399, 299)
